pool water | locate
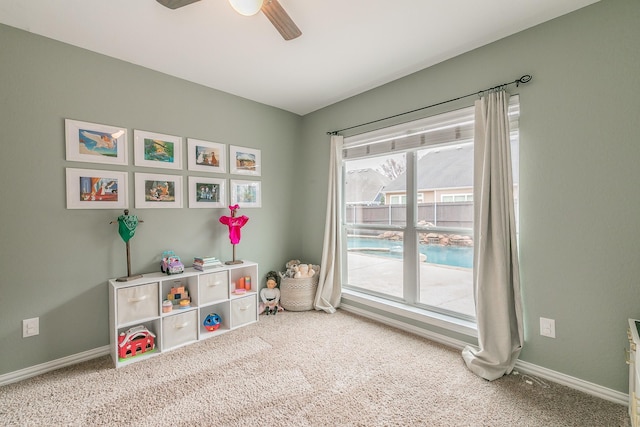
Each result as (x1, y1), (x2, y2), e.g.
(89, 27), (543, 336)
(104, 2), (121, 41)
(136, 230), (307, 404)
(348, 237), (473, 269)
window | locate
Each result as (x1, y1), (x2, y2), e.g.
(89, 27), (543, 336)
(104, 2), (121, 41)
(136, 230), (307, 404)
(342, 97), (519, 322)
(345, 153), (406, 298)
(415, 143), (474, 316)
(441, 194), (473, 203)
(389, 195), (406, 205)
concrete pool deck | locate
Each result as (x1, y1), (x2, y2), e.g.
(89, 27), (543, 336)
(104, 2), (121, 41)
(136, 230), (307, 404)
(346, 252), (475, 317)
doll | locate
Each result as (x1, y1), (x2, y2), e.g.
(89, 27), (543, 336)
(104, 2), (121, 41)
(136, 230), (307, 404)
(259, 271), (283, 315)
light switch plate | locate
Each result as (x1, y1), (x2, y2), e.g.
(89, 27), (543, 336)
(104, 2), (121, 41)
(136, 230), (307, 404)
(23, 317), (39, 337)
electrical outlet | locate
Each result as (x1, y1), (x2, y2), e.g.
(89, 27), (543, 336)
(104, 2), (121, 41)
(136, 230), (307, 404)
(23, 317), (39, 337)
(540, 317), (556, 338)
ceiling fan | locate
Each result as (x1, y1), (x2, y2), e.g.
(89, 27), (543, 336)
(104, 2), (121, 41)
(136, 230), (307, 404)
(156, 0), (302, 40)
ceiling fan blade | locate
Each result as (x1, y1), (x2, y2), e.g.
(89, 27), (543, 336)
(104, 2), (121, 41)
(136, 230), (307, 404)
(261, 0), (302, 41)
(156, 0), (201, 10)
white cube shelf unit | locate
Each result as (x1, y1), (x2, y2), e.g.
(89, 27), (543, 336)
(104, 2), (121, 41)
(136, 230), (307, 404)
(108, 261), (258, 368)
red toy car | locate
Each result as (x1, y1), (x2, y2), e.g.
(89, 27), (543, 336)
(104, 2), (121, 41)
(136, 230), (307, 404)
(118, 325), (156, 359)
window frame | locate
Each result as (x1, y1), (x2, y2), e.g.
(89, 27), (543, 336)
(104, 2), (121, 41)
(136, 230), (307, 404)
(340, 96), (519, 330)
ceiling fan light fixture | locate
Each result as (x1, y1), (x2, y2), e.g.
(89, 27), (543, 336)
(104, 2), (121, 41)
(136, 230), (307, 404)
(228, 0), (264, 16)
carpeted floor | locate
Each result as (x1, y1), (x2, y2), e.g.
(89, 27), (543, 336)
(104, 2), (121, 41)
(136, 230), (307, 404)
(0, 310), (630, 426)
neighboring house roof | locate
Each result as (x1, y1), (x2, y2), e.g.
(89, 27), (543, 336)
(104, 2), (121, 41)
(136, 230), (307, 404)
(382, 142), (519, 192)
(345, 169), (391, 204)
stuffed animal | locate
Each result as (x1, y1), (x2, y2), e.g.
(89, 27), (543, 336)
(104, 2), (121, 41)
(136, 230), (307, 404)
(308, 264), (318, 277)
(294, 263), (314, 278)
(280, 260), (320, 279)
(283, 259), (300, 278)
(286, 259), (300, 269)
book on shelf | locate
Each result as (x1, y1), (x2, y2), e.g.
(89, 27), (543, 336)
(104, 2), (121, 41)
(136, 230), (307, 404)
(193, 263), (224, 271)
(194, 256), (220, 264)
(193, 260), (222, 266)
(193, 256), (223, 271)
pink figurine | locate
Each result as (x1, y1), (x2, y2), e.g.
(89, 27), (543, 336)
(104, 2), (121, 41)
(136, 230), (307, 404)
(219, 204), (249, 245)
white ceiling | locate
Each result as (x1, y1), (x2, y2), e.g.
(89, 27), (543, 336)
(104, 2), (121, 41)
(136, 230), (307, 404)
(0, 0), (598, 115)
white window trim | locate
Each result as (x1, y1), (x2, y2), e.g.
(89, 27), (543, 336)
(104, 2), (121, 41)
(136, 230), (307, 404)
(341, 289), (477, 338)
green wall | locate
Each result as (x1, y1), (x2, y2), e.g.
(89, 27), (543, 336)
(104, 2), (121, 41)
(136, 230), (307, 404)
(0, 24), (301, 374)
(2, 0), (639, 395)
(299, 0), (640, 393)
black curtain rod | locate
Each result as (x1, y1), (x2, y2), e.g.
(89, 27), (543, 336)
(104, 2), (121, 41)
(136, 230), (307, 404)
(326, 74), (532, 135)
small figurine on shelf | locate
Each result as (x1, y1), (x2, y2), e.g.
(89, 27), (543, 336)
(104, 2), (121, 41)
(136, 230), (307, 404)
(219, 204), (249, 265)
(162, 300), (173, 313)
(259, 271), (283, 316)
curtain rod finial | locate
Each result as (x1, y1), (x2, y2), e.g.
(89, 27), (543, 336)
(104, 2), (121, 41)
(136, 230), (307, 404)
(516, 75), (532, 86)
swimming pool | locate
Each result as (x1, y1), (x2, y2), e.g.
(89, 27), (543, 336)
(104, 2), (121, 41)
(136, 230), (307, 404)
(347, 237), (473, 269)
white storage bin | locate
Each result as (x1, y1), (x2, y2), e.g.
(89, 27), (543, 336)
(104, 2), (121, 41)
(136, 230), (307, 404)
(199, 271), (228, 304)
(230, 296), (257, 328)
(117, 282), (159, 325)
(163, 310), (198, 350)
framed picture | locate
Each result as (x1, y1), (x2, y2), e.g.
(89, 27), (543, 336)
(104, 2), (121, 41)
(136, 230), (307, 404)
(134, 173), (183, 208)
(188, 176), (226, 208)
(134, 130), (182, 170)
(66, 168), (128, 209)
(187, 139), (226, 174)
(230, 179), (261, 208)
(230, 145), (261, 176)
(65, 119), (127, 165)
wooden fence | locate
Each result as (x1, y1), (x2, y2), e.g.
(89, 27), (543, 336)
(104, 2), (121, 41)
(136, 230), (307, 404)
(345, 202), (473, 229)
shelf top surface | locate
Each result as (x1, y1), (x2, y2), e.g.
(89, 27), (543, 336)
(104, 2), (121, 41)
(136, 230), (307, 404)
(109, 261), (257, 288)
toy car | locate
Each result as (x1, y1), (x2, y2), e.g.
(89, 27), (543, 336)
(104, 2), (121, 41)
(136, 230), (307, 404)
(161, 250), (184, 275)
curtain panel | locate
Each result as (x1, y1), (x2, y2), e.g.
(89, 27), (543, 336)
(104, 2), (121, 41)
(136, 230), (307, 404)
(462, 90), (524, 381)
(315, 134), (343, 313)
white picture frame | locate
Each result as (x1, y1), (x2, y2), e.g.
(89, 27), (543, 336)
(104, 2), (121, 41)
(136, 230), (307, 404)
(65, 119), (128, 165)
(66, 168), (128, 209)
(229, 145), (261, 176)
(134, 173), (183, 208)
(188, 176), (226, 208)
(187, 139), (226, 174)
(134, 130), (182, 170)
(230, 179), (261, 208)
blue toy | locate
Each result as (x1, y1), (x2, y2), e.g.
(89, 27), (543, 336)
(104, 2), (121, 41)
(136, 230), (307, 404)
(203, 313), (222, 331)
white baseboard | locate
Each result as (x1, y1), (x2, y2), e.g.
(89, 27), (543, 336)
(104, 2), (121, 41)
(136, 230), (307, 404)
(0, 345), (110, 387)
(340, 303), (628, 407)
(513, 359), (628, 406)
